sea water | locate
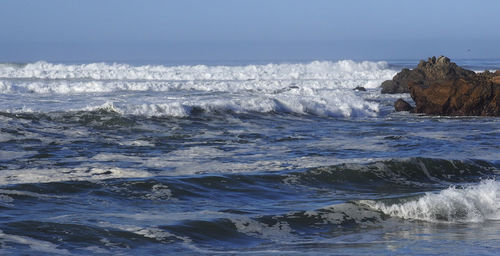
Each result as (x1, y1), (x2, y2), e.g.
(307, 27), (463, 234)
(0, 59), (499, 255)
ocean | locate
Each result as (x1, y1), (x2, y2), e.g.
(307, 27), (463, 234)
(0, 59), (499, 255)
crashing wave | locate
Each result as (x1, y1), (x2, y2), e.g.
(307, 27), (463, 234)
(0, 60), (393, 81)
(0, 60), (396, 118)
(361, 179), (500, 223)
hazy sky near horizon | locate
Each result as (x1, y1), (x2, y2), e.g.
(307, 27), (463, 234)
(1, 0), (499, 63)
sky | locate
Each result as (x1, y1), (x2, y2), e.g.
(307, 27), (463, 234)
(1, 0), (499, 63)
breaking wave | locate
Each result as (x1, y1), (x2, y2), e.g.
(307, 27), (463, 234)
(0, 60), (396, 118)
(0, 60), (393, 81)
(0, 157), (498, 253)
(158, 180), (500, 244)
(361, 179), (500, 223)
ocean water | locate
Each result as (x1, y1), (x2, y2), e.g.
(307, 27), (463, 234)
(0, 59), (499, 255)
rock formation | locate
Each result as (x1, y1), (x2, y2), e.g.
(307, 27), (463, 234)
(394, 98), (414, 112)
(385, 56), (500, 116)
(409, 70), (500, 116)
(381, 56), (475, 94)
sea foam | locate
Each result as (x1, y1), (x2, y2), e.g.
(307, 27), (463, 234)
(0, 60), (392, 81)
(362, 180), (500, 223)
(0, 60), (396, 118)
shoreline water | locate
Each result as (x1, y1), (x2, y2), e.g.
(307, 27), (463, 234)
(0, 58), (498, 255)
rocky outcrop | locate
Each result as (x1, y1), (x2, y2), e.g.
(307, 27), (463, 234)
(385, 56), (500, 116)
(394, 98), (414, 112)
(409, 71), (500, 116)
(381, 56), (476, 94)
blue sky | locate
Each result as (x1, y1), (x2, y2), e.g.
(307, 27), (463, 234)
(1, 0), (499, 63)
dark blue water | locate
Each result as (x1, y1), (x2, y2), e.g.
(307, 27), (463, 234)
(0, 59), (499, 255)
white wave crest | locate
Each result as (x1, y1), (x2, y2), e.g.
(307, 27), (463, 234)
(0, 60), (393, 81)
(0, 60), (396, 118)
(362, 180), (500, 223)
(105, 88), (380, 117)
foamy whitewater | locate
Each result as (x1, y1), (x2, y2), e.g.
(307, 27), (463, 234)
(362, 180), (500, 223)
(0, 59), (499, 255)
(0, 60), (393, 117)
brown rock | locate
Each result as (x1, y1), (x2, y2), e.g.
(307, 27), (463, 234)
(492, 76), (500, 84)
(394, 98), (414, 112)
(384, 56), (500, 116)
(409, 78), (500, 116)
(381, 56), (475, 94)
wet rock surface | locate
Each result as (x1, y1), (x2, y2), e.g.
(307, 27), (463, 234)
(354, 86), (367, 91)
(394, 98), (414, 112)
(381, 56), (476, 94)
(385, 56), (500, 116)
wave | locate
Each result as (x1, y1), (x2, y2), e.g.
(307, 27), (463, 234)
(284, 158), (498, 190)
(152, 202), (385, 246)
(0, 88), (382, 119)
(0, 60), (393, 81)
(361, 179), (500, 223)
(156, 180), (500, 244)
(1, 179), (497, 254)
(0, 158), (498, 252)
(142, 180), (500, 246)
(4, 179), (497, 252)
(0, 60), (396, 118)
(1, 91), (380, 118)
(91, 89), (380, 118)
(0, 156), (499, 188)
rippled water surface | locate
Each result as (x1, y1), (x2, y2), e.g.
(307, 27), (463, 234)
(0, 60), (499, 255)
